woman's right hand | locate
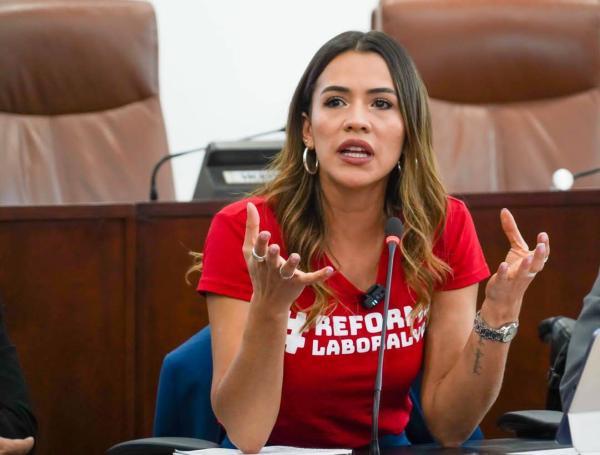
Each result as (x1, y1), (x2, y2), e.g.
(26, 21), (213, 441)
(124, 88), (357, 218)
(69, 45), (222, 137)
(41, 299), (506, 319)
(243, 202), (333, 314)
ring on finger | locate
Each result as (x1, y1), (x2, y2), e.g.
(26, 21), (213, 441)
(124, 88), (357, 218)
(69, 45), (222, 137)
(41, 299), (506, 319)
(527, 272), (537, 278)
(252, 247), (267, 263)
(543, 256), (549, 263)
(279, 264), (295, 280)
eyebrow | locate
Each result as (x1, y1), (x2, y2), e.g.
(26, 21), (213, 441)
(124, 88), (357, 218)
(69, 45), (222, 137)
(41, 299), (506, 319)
(320, 85), (396, 95)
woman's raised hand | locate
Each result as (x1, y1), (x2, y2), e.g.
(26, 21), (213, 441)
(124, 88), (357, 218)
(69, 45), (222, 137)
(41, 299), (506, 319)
(484, 208), (550, 314)
(242, 202), (334, 314)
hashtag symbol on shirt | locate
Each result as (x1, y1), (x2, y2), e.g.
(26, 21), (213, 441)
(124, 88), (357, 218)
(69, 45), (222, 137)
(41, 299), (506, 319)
(285, 311), (307, 354)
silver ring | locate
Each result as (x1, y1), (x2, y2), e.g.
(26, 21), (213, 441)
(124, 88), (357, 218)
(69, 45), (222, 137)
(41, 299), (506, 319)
(252, 248), (266, 262)
(543, 256), (549, 263)
(279, 264), (295, 280)
(527, 272), (537, 278)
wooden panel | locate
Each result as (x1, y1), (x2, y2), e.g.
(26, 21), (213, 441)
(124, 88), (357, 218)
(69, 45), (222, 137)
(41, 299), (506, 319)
(0, 206), (135, 455)
(134, 201), (227, 436)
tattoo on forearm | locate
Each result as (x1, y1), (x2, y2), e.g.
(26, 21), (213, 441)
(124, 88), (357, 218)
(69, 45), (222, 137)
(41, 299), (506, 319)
(473, 337), (485, 375)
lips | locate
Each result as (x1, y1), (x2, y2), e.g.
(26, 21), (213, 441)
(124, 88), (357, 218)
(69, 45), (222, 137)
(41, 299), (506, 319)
(337, 139), (374, 162)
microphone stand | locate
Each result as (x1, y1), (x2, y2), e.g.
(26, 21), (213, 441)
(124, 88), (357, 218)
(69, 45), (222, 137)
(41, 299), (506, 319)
(148, 126), (285, 201)
(574, 167), (600, 180)
(149, 147), (205, 201)
(370, 236), (400, 455)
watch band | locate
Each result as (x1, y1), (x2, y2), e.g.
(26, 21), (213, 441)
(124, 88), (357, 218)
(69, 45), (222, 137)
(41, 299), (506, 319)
(474, 310), (519, 343)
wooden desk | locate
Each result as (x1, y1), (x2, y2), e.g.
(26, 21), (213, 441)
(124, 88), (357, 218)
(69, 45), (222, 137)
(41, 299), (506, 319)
(0, 191), (598, 454)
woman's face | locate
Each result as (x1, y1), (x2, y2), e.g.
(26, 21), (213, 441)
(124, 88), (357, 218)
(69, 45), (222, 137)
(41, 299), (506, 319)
(303, 50), (405, 193)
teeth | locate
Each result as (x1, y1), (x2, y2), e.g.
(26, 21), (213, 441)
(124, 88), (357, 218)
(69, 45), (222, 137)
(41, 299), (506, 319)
(346, 146), (366, 152)
(342, 151), (369, 158)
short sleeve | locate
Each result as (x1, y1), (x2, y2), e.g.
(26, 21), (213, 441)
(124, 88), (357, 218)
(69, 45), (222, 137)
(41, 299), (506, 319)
(197, 207), (253, 302)
(436, 198), (490, 291)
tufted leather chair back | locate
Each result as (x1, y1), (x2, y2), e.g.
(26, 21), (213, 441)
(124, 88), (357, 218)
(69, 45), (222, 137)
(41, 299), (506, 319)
(374, 0), (600, 192)
(0, 0), (175, 204)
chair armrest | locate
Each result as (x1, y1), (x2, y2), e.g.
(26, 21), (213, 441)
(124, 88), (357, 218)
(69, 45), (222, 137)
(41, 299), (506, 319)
(497, 410), (563, 439)
(106, 437), (219, 455)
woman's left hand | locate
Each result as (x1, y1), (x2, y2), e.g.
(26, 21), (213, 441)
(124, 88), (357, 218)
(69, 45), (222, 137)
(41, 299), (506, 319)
(484, 208), (550, 317)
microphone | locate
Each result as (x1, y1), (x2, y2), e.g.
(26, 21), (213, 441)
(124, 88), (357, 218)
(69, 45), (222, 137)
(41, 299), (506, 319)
(362, 284), (386, 310)
(370, 217), (404, 455)
(149, 126), (286, 201)
(551, 167), (600, 191)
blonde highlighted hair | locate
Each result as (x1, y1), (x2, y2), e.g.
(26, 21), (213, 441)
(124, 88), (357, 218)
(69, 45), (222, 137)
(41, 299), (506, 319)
(190, 31), (451, 328)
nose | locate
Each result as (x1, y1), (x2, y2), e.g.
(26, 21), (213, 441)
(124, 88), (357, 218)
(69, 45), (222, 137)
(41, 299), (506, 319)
(342, 105), (371, 133)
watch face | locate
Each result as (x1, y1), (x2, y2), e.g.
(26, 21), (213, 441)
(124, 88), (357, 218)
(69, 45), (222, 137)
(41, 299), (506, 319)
(502, 324), (518, 341)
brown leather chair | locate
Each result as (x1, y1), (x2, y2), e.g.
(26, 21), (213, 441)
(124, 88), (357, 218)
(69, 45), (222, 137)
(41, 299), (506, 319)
(0, 0), (175, 205)
(374, 0), (600, 193)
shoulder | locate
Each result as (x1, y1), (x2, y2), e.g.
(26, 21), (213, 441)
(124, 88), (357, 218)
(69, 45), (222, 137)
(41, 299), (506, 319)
(215, 195), (266, 218)
(209, 196), (280, 240)
(445, 195), (469, 217)
(443, 196), (473, 229)
(214, 196), (274, 223)
(436, 195), (478, 250)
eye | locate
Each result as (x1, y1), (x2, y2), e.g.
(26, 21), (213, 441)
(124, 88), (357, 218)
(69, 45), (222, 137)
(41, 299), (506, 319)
(373, 98), (393, 109)
(324, 96), (346, 108)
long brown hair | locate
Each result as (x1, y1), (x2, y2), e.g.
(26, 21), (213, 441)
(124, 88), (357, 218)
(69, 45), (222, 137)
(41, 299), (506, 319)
(190, 31), (451, 328)
(259, 31), (450, 327)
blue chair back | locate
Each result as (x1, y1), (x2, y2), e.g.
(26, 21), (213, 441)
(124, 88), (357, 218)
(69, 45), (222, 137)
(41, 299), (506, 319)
(405, 369), (484, 443)
(154, 327), (224, 442)
(153, 326), (482, 445)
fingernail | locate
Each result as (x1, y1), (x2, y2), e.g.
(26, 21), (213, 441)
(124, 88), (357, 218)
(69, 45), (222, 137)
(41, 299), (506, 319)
(269, 244), (279, 254)
(259, 231), (269, 241)
(290, 253), (300, 262)
(325, 266), (334, 275)
(536, 243), (545, 251)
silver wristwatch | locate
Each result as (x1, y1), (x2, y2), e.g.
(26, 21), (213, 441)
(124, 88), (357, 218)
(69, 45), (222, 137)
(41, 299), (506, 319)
(474, 310), (519, 343)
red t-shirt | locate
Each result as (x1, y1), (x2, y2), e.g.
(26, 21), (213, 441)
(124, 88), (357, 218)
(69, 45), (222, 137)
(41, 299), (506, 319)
(198, 195), (490, 448)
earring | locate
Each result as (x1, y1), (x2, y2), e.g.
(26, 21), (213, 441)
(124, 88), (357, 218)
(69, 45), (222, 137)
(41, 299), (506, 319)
(397, 161), (402, 173)
(303, 147), (319, 175)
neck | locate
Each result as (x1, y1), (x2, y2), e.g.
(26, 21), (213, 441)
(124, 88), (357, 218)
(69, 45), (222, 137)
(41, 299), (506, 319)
(320, 179), (388, 244)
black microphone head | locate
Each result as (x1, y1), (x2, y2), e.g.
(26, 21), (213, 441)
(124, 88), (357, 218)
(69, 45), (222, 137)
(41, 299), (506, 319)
(385, 217), (403, 238)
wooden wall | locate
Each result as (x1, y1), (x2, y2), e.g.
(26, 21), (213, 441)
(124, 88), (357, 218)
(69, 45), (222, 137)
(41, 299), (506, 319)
(0, 191), (598, 454)
(0, 205), (137, 454)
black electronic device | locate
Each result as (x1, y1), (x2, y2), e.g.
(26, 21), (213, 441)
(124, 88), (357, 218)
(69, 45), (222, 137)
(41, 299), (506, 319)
(362, 284), (386, 310)
(192, 140), (284, 201)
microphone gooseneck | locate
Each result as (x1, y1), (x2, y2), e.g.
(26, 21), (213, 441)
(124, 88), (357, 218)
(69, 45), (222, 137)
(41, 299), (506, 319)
(370, 217), (404, 455)
(149, 147), (205, 201)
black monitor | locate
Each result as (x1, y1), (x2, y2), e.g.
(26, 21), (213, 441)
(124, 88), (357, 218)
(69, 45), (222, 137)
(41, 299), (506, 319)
(192, 140), (284, 201)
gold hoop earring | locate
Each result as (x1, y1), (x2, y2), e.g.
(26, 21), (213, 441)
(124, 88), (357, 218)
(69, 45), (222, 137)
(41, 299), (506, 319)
(303, 147), (319, 175)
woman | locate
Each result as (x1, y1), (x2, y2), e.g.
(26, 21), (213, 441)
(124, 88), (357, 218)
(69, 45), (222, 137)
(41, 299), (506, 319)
(196, 30), (549, 452)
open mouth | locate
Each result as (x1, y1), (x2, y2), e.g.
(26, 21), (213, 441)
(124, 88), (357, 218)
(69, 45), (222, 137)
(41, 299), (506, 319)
(340, 146), (372, 158)
(337, 139), (374, 161)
